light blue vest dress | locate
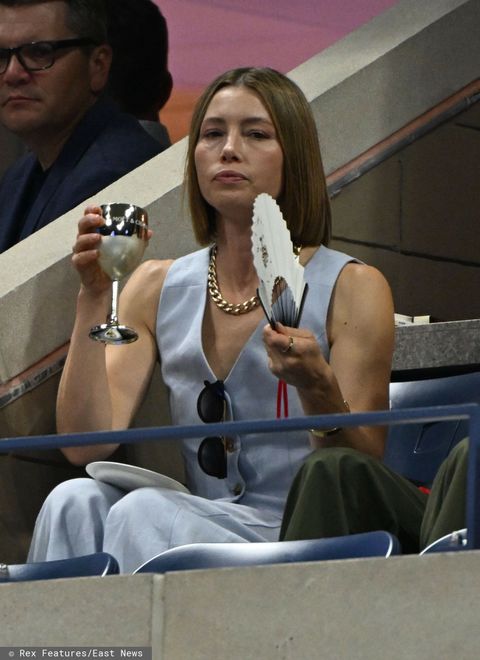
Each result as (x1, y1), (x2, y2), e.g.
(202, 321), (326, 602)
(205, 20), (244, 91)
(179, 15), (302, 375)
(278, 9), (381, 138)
(28, 245), (355, 572)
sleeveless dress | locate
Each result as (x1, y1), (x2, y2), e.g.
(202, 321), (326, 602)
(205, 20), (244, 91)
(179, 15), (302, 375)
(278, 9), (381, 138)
(28, 245), (356, 572)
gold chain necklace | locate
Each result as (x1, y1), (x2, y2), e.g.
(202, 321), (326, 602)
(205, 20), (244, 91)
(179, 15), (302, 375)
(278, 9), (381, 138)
(208, 245), (260, 315)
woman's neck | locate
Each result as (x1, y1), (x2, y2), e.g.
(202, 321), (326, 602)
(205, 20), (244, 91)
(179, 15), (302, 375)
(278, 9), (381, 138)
(213, 219), (258, 296)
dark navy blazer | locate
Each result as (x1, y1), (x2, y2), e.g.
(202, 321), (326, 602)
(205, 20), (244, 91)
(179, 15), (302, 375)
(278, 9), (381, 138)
(0, 98), (165, 253)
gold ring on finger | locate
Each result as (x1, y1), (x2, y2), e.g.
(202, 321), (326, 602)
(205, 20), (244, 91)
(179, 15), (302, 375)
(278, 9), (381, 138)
(282, 336), (294, 354)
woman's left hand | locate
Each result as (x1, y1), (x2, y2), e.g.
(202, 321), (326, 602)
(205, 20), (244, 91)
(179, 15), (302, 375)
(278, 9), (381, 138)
(263, 262), (395, 459)
(263, 321), (351, 434)
(263, 322), (331, 391)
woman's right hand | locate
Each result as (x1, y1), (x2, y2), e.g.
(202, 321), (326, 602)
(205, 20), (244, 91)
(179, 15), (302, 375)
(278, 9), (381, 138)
(71, 206), (111, 295)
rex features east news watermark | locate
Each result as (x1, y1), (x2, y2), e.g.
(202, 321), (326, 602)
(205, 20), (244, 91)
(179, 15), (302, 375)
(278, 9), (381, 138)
(1, 650), (150, 660)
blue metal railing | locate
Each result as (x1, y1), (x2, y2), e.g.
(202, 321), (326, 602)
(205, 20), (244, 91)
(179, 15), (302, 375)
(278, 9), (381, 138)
(1, 403), (479, 549)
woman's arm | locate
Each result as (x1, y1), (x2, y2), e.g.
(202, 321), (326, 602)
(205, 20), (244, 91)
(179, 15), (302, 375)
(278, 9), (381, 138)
(263, 263), (394, 459)
(57, 207), (172, 465)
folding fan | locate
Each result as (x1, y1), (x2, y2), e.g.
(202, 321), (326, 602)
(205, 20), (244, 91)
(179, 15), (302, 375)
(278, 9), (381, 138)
(251, 193), (308, 328)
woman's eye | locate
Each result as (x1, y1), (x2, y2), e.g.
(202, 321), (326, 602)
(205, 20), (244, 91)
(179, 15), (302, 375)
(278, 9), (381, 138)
(201, 129), (222, 139)
(248, 130), (269, 140)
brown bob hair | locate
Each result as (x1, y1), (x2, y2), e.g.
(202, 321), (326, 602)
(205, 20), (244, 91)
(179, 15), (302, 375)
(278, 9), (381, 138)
(185, 67), (332, 247)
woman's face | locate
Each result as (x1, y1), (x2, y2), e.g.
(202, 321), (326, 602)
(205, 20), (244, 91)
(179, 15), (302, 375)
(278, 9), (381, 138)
(194, 85), (284, 221)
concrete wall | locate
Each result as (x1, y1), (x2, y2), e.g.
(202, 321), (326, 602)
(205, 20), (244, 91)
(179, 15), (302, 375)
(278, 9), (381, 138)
(2, 552), (480, 657)
(330, 100), (480, 321)
(291, 0), (480, 174)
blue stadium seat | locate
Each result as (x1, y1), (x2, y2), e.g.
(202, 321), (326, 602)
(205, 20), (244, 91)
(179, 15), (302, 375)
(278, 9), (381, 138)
(133, 531), (400, 574)
(0, 552), (119, 582)
(384, 372), (480, 486)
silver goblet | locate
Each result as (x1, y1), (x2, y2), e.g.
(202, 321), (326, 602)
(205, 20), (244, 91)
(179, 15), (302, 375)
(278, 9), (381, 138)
(89, 203), (148, 344)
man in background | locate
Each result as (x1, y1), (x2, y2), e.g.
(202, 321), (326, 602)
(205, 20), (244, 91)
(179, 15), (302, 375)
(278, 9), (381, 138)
(0, 0), (165, 254)
(105, 0), (173, 147)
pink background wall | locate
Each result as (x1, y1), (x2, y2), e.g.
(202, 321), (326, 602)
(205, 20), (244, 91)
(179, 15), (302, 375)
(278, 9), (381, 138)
(155, 0), (400, 140)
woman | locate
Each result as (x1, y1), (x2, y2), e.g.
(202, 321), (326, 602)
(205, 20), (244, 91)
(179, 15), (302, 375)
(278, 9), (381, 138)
(28, 67), (398, 572)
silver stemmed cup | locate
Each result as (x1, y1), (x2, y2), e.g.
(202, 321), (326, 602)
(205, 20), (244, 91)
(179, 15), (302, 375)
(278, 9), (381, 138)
(89, 203), (148, 344)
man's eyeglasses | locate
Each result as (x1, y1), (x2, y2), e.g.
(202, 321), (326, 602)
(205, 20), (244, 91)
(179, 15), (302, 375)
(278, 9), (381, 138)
(0, 38), (96, 75)
(197, 379), (229, 479)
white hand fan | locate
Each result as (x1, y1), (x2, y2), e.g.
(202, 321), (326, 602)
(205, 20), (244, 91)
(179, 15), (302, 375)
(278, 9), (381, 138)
(251, 193), (308, 328)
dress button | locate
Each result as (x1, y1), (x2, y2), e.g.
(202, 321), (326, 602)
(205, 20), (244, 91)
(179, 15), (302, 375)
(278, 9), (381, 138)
(225, 437), (235, 453)
(233, 483), (243, 496)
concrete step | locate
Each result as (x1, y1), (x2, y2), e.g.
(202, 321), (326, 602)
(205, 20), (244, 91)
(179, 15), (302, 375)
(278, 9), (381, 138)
(1, 551), (479, 658)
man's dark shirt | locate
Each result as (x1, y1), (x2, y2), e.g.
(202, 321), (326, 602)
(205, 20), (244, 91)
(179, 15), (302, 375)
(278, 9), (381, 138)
(0, 98), (165, 253)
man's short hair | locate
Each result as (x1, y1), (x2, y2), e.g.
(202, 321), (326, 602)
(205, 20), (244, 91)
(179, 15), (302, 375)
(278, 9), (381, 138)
(105, 0), (172, 117)
(0, 0), (108, 44)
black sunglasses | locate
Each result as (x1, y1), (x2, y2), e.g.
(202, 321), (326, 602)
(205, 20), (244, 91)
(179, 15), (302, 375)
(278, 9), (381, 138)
(197, 379), (228, 479)
(0, 38), (96, 75)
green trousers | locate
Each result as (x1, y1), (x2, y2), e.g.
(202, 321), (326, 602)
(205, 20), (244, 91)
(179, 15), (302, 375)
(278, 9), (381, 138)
(280, 438), (468, 553)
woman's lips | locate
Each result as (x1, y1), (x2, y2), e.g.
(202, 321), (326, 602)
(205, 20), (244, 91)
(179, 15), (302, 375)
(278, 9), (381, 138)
(214, 170), (247, 183)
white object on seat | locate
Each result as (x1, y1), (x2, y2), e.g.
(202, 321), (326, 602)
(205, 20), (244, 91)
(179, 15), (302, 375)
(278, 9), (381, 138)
(420, 528), (468, 555)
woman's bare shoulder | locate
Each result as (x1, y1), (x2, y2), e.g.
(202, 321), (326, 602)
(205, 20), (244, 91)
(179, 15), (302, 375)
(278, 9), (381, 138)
(135, 257), (175, 278)
(329, 261), (394, 342)
(128, 258), (175, 291)
(336, 261), (391, 300)
(120, 258), (176, 318)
